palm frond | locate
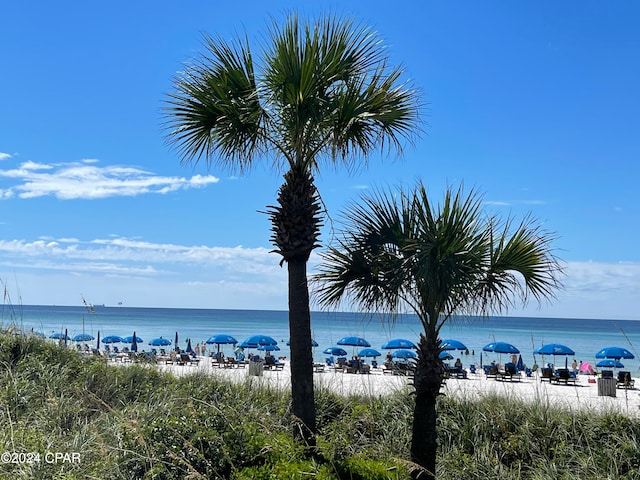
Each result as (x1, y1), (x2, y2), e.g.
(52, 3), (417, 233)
(163, 33), (267, 171)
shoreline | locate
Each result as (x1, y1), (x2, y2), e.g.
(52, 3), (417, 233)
(142, 356), (640, 417)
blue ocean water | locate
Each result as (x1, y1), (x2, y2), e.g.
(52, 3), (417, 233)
(3, 304), (640, 374)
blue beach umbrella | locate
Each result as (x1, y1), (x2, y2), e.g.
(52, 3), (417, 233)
(595, 346), (635, 360)
(358, 348), (382, 358)
(534, 343), (575, 368)
(174, 332), (179, 352)
(392, 349), (417, 359)
(439, 351), (453, 360)
(323, 346), (348, 357)
(186, 338), (194, 354)
(206, 334), (238, 345)
(534, 343), (575, 356)
(122, 335), (143, 344)
(239, 335), (278, 349)
(50, 332), (70, 341)
(596, 359), (624, 369)
(382, 338), (416, 349)
(206, 334), (238, 354)
(257, 344), (280, 352)
(440, 339), (467, 351)
(337, 336), (371, 347)
(102, 335), (123, 344)
(149, 337), (171, 347)
(483, 342), (520, 354)
(72, 333), (94, 342)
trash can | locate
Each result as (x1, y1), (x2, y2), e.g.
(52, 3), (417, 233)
(248, 361), (263, 377)
(597, 377), (616, 397)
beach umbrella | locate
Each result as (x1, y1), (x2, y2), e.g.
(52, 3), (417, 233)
(186, 338), (194, 354)
(96, 331), (100, 350)
(440, 339), (467, 351)
(148, 337), (171, 347)
(439, 351), (453, 360)
(337, 336), (371, 347)
(595, 346), (635, 360)
(257, 344), (280, 351)
(101, 335), (123, 344)
(534, 343), (575, 368)
(323, 346), (348, 357)
(72, 333), (94, 342)
(358, 348), (382, 358)
(382, 338), (416, 349)
(392, 349), (417, 359)
(49, 332), (70, 340)
(206, 334), (238, 345)
(174, 332), (179, 352)
(596, 359), (624, 369)
(206, 334), (238, 353)
(239, 334), (278, 349)
(483, 342), (520, 354)
(122, 335), (143, 344)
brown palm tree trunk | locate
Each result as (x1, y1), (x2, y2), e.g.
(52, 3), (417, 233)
(288, 256), (316, 446)
(410, 332), (442, 479)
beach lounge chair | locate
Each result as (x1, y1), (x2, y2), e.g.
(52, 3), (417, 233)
(617, 371), (635, 389)
(498, 362), (521, 382)
(540, 367), (554, 382)
(553, 368), (577, 384)
(484, 365), (498, 379)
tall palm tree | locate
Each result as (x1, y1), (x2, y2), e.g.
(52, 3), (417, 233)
(163, 13), (420, 443)
(315, 182), (562, 478)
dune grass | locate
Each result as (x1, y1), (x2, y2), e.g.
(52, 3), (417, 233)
(1, 332), (639, 479)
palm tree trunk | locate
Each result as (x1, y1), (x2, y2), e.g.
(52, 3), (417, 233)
(410, 331), (442, 479)
(288, 256), (316, 446)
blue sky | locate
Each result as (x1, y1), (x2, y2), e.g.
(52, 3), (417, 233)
(1, 1), (638, 319)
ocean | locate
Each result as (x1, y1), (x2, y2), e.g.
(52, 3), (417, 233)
(3, 304), (640, 374)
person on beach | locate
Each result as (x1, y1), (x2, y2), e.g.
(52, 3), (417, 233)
(454, 358), (463, 369)
(195, 343), (201, 356)
(571, 359), (578, 372)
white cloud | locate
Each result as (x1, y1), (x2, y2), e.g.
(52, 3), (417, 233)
(0, 152), (12, 161)
(0, 158), (219, 199)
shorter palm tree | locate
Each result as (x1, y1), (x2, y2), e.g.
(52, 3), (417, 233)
(314, 182), (562, 479)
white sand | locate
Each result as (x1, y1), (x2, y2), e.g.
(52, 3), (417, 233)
(145, 357), (640, 416)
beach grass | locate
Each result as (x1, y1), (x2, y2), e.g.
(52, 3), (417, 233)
(1, 332), (639, 479)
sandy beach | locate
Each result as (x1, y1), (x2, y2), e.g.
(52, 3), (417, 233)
(143, 356), (640, 417)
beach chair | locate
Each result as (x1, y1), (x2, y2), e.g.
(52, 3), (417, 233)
(617, 371), (635, 389)
(484, 365), (498, 379)
(540, 367), (554, 382)
(469, 364), (476, 375)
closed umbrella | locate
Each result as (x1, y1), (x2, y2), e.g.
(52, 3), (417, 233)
(130, 332), (139, 352)
(186, 338), (194, 354)
(174, 332), (179, 352)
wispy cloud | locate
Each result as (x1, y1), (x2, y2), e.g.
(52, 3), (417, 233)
(0, 158), (219, 199)
(0, 152), (12, 161)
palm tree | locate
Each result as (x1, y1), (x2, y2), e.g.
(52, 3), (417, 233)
(314, 182), (562, 478)
(163, 13), (420, 443)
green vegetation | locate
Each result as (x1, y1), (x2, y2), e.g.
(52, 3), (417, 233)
(1, 333), (639, 479)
